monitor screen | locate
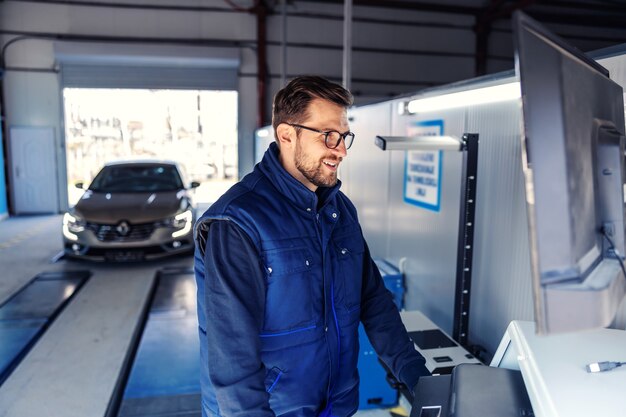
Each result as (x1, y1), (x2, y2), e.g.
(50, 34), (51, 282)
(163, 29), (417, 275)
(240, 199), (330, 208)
(514, 11), (626, 334)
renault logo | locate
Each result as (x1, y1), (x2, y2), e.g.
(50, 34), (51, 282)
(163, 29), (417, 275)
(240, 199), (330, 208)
(116, 221), (131, 236)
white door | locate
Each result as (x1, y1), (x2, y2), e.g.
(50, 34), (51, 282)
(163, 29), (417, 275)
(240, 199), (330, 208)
(10, 127), (59, 214)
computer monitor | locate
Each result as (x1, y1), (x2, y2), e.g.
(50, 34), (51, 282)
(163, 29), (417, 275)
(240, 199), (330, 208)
(514, 11), (626, 334)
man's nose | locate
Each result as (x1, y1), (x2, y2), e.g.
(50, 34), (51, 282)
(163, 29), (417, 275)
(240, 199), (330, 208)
(333, 138), (348, 157)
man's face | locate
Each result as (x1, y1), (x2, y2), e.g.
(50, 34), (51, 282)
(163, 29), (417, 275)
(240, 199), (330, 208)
(285, 98), (349, 191)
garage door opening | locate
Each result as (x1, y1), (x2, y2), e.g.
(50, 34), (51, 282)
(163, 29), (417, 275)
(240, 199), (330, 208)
(63, 88), (238, 207)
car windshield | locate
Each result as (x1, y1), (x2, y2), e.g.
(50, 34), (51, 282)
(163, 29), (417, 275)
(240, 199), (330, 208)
(89, 164), (184, 193)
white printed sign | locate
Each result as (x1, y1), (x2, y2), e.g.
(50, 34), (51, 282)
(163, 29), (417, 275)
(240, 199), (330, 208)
(404, 120), (444, 212)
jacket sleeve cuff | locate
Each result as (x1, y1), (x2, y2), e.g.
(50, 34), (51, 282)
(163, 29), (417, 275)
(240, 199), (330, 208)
(398, 358), (430, 392)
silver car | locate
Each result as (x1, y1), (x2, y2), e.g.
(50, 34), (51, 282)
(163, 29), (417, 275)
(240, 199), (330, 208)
(62, 161), (199, 261)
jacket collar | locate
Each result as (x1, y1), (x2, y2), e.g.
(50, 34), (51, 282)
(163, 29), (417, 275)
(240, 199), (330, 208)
(258, 142), (341, 212)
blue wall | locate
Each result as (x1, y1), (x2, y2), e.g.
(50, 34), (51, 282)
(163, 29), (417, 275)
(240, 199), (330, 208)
(0, 127), (8, 218)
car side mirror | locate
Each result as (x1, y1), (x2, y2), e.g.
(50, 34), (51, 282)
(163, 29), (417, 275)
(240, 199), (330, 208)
(190, 181), (201, 189)
(75, 182), (84, 189)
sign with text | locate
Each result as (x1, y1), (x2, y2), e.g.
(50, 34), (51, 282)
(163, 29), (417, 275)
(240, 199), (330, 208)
(404, 120), (444, 212)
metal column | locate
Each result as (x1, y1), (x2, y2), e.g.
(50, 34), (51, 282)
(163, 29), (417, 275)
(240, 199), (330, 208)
(453, 133), (479, 346)
(342, 0), (353, 90)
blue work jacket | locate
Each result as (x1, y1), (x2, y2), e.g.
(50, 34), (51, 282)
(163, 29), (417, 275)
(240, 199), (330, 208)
(194, 143), (427, 417)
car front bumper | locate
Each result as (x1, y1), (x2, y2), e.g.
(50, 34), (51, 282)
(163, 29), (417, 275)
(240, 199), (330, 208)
(63, 223), (195, 262)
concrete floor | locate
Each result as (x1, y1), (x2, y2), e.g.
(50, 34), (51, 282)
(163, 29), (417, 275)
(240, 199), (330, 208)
(0, 214), (192, 417)
(0, 214), (407, 417)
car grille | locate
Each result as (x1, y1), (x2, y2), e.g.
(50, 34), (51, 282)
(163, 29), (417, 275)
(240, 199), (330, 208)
(86, 221), (156, 242)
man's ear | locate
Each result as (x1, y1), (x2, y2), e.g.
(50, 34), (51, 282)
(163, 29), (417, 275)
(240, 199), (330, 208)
(276, 123), (294, 148)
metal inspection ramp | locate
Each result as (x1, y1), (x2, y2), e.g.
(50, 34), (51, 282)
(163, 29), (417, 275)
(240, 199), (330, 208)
(0, 270), (90, 385)
(116, 267), (201, 417)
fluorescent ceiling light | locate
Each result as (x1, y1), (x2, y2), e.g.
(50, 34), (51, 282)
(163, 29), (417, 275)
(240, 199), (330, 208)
(257, 129), (269, 137)
(407, 82), (521, 114)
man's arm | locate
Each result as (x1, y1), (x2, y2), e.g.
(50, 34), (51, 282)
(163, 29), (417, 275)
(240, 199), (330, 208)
(203, 220), (275, 417)
(359, 242), (430, 391)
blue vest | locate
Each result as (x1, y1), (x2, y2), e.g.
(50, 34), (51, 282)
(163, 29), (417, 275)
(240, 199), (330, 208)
(195, 143), (368, 416)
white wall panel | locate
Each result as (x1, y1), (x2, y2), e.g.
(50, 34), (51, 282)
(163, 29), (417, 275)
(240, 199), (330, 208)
(533, 22), (626, 43)
(465, 100), (534, 355)
(1, 2), (70, 32)
(282, 47), (343, 77)
(488, 32), (515, 58)
(2, 38), (56, 68)
(341, 102), (393, 257)
(489, 21), (626, 58)
(599, 50), (626, 91)
(348, 81), (536, 353)
(352, 52), (473, 84)
(275, 16), (343, 45)
(389, 109), (465, 335)
(3, 71), (68, 213)
(350, 5), (476, 26)
(239, 46), (258, 73)
(354, 24), (474, 53)
(237, 76), (258, 178)
(265, 43), (470, 88)
(486, 61), (514, 76)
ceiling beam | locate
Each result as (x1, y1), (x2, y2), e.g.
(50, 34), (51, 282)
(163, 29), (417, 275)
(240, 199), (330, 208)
(526, 9), (626, 28)
(535, 0), (626, 14)
(294, 0), (481, 15)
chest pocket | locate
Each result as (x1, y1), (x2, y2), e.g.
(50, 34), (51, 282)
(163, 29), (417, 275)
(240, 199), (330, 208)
(334, 233), (365, 313)
(261, 246), (316, 333)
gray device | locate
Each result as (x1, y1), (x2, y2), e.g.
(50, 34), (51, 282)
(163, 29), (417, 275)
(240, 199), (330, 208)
(514, 11), (626, 334)
(410, 374), (451, 417)
(448, 364), (533, 417)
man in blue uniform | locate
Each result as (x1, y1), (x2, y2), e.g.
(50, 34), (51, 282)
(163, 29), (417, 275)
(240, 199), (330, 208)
(194, 76), (428, 417)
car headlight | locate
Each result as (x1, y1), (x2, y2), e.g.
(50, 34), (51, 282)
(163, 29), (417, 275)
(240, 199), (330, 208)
(172, 210), (192, 228)
(171, 209), (193, 238)
(63, 212), (86, 240)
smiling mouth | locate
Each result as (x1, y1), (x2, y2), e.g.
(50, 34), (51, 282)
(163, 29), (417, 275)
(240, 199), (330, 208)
(323, 161), (338, 168)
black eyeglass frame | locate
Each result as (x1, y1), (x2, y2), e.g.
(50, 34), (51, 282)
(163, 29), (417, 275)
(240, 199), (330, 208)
(287, 123), (355, 150)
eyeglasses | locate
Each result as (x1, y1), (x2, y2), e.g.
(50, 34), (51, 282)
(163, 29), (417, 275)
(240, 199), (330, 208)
(288, 123), (355, 150)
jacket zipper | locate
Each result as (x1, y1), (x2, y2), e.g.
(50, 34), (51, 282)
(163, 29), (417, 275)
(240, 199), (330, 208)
(314, 211), (333, 405)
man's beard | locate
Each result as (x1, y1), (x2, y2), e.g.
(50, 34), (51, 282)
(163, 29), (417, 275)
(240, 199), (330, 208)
(294, 137), (339, 188)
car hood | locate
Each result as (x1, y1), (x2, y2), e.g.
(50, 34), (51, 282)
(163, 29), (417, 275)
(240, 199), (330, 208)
(73, 190), (187, 224)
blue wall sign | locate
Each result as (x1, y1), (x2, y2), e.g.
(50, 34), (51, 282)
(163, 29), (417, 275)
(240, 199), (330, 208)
(403, 120), (444, 212)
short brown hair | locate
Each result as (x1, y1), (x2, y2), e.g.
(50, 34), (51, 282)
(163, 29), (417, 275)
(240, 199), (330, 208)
(272, 76), (353, 142)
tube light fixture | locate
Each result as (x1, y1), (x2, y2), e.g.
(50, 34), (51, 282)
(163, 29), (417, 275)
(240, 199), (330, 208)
(407, 82), (521, 114)
(375, 135), (462, 151)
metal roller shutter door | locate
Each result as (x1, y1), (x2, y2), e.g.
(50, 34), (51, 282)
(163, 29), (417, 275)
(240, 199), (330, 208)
(61, 64), (237, 90)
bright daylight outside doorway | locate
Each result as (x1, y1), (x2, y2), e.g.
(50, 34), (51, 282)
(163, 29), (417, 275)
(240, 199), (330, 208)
(63, 88), (238, 211)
